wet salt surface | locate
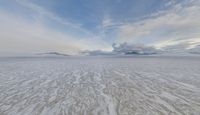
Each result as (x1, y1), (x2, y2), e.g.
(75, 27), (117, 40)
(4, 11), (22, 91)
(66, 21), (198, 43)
(0, 57), (200, 115)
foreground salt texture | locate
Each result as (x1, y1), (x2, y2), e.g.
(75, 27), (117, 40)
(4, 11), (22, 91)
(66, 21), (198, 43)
(0, 57), (200, 115)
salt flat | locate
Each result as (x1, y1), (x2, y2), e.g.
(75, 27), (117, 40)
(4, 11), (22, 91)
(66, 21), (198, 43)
(0, 57), (200, 115)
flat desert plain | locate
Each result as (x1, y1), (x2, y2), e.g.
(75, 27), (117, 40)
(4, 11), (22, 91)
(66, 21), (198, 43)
(0, 57), (200, 115)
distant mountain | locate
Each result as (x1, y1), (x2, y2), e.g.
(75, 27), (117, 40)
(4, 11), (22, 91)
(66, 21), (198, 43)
(37, 52), (70, 57)
(125, 51), (157, 55)
(81, 50), (113, 56)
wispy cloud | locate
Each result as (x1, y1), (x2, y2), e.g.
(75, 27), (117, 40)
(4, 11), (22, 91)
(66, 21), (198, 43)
(15, 0), (93, 36)
(116, 0), (200, 50)
(0, 11), (84, 55)
(0, 0), (112, 56)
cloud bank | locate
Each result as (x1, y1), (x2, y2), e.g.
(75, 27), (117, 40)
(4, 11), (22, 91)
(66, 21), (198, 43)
(112, 43), (158, 55)
(82, 43), (159, 56)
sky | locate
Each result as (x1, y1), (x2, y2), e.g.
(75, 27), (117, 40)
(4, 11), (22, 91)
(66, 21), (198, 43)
(0, 0), (200, 56)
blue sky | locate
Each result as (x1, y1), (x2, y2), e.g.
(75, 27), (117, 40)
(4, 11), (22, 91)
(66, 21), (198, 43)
(0, 0), (200, 56)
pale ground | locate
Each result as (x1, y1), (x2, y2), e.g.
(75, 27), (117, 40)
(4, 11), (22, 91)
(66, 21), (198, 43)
(0, 57), (200, 115)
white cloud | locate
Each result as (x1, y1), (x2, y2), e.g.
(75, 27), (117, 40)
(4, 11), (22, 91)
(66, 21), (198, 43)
(0, 0), (113, 56)
(15, 0), (92, 36)
(102, 16), (113, 28)
(0, 10), (110, 56)
(0, 11), (78, 54)
(117, 0), (200, 49)
(153, 38), (200, 49)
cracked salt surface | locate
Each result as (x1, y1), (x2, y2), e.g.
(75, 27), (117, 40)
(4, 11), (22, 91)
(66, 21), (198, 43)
(0, 57), (200, 115)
